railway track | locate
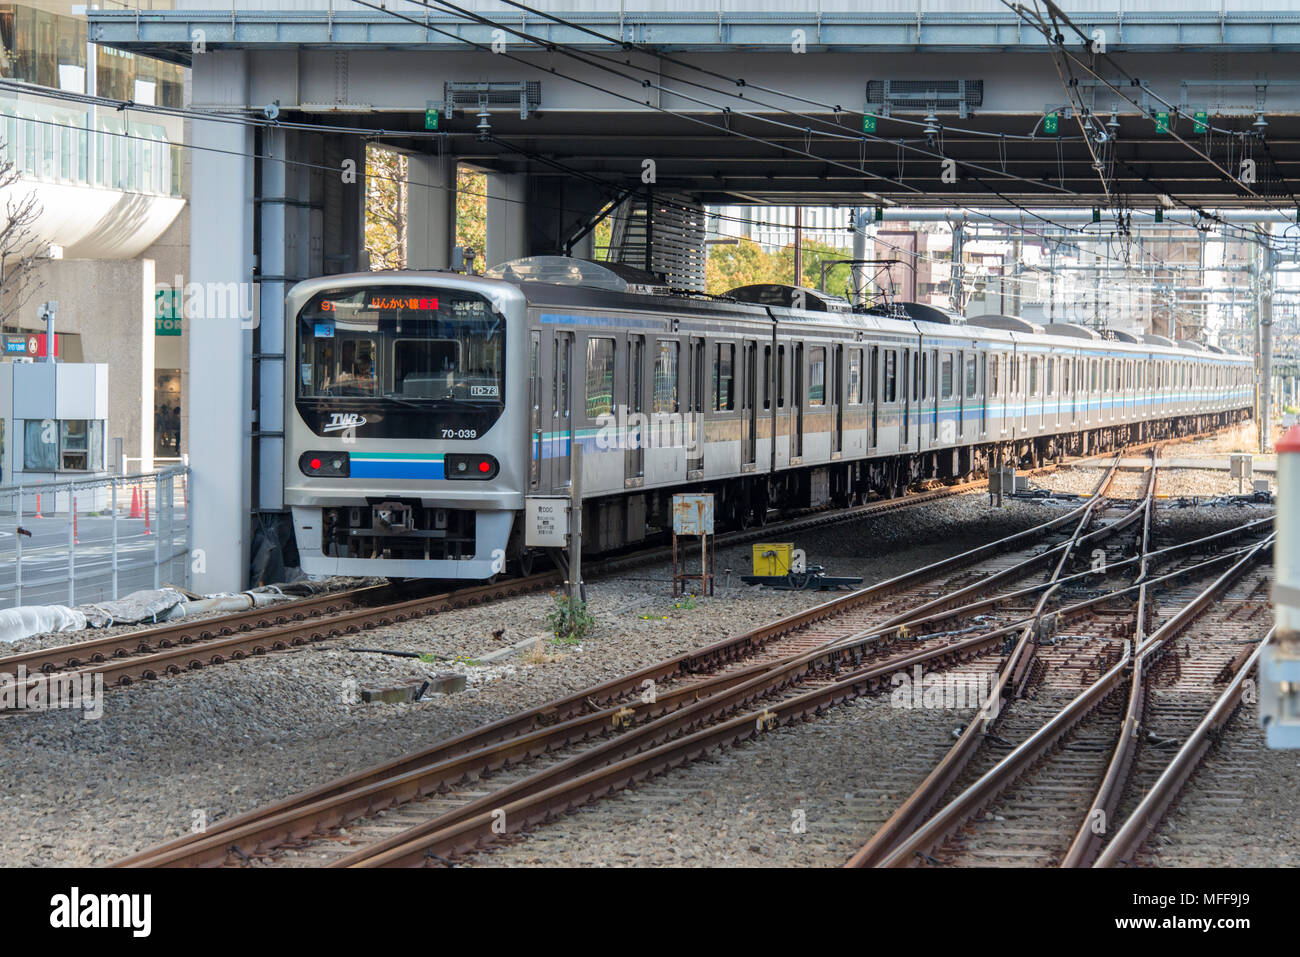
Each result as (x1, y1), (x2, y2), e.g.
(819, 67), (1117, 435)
(4, 418), (1239, 717)
(115, 463), (1132, 866)
(0, 424), (1233, 711)
(841, 455), (1274, 867)
(0, 478), (994, 709)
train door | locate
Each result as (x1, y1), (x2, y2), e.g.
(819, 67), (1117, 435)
(774, 344), (789, 469)
(929, 347), (939, 445)
(551, 331), (573, 487)
(980, 351), (988, 436)
(957, 350), (967, 438)
(792, 342), (805, 460)
(688, 336), (705, 474)
(902, 347), (912, 449)
(870, 345), (880, 449)
(743, 340), (757, 467)
(625, 334), (645, 483)
(529, 330), (541, 489)
(832, 343), (843, 455)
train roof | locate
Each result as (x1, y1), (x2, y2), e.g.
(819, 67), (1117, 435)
(288, 264), (1249, 362)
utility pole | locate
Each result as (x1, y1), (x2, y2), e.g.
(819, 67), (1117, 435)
(851, 209), (866, 305)
(793, 206), (803, 286)
(950, 220), (965, 311)
(1261, 241), (1275, 452)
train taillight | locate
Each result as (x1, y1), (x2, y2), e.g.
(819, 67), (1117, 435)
(300, 451), (350, 477)
(445, 453), (498, 480)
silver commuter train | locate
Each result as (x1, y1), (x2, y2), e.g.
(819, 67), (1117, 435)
(284, 256), (1253, 580)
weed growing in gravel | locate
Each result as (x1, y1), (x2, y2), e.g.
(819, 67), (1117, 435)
(546, 592), (596, 644)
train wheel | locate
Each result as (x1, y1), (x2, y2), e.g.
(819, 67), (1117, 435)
(518, 551), (536, 577)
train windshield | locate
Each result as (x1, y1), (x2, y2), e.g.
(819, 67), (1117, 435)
(295, 285), (505, 438)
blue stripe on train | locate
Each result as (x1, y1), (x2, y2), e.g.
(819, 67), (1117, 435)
(350, 459), (446, 480)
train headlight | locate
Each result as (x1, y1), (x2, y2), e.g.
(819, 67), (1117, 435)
(445, 453), (498, 480)
(300, 451), (350, 477)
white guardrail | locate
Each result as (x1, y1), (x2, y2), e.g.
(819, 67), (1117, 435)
(0, 467), (191, 610)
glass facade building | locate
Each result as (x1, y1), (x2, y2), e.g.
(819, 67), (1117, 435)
(0, 2), (183, 196)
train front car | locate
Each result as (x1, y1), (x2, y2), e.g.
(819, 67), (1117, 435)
(284, 273), (526, 580)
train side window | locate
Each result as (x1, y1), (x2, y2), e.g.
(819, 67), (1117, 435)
(920, 351), (928, 399)
(713, 342), (735, 411)
(762, 345), (772, 410)
(849, 348), (863, 404)
(940, 353), (953, 398)
(585, 337), (615, 419)
(809, 346), (826, 406)
(1029, 357), (1038, 396)
(913, 350), (920, 400)
(777, 345), (786, 408)
(991, 355), (1000, 396)
(882, 350), (896, 403)
(653, 339), (679, 413)
(966, 353), (977, 397)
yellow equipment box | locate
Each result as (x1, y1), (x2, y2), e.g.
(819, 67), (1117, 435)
(752, 543), (794, 577)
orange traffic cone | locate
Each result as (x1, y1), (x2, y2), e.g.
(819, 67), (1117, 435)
(33, 493), (43, 520)
(143, 489), (152, 536)
(129, 484), (142, 519)
(72, 494), (79, 544)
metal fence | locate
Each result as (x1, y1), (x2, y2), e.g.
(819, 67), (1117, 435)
(0, 468), (191, 610)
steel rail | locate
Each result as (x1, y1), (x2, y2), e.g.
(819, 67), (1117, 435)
(112, 487), (1095, 866)
(1093, 627), (1274, 868)
(845, 458), (1141, 867)
(864, 535), (1272, 868)
(128, 472), (1275, 868)
(0, 584), (392, 678)
(1061, 465), (1164, 868)
(3, 426), (1224, 696)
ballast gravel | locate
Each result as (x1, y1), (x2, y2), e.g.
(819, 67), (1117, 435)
(0, 492), (1061, 866)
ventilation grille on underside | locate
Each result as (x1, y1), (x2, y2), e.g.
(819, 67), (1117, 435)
(444, 81), (541, 117)
(866, 80), (983, 118)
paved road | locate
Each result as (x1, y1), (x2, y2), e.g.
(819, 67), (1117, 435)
(0, 512), (189, 609)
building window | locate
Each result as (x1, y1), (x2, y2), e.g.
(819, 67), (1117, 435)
(23, 418), (103, 472)
(585, 337), (615, 419)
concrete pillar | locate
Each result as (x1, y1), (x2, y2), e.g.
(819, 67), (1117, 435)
(189, 52), (255, 593)
(406, 149), (457, 270)
(486, 172), (527, 268)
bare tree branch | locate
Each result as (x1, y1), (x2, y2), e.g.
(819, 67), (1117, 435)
(0, 142), (44, 331)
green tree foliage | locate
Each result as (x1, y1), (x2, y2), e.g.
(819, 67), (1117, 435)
(364, 145), (488, 271)
(705, 236), (855, 298)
